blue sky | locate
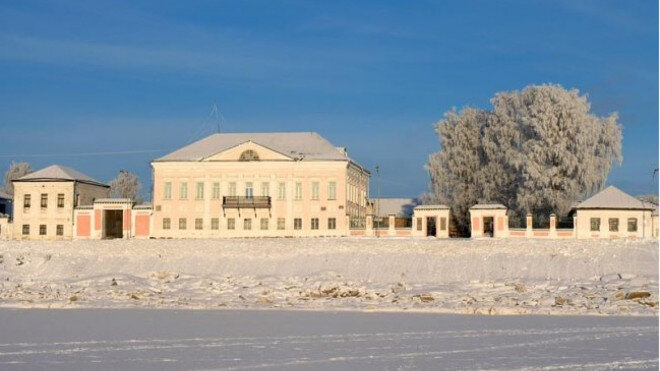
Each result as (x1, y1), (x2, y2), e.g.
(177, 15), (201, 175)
(0, 0), (657, 198)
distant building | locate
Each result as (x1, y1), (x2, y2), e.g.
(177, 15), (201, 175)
(0, 190), (11, 218)
(370, 198), (417, 228)
(151, 132), (370, 238)
(12, 165), (109, 240)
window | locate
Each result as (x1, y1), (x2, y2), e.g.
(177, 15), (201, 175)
(180, 182), (188, 199)
(261, 182), (269, 197)
(195, 218), (203, 230)
(608, 218), (619, 232)
(294, 218), (302, 230)
(211, 218), (219, 230)
(328, 182), (337, 200)
(417, 217), (423, 231)
(311, 218), (319, 230)
(590, 217), (600, 232)
(56, 224), (63, 236)
(227, 218), (235, 230)
(311, 182), (319, 200)
(295, 182), (302, 200)
(278, 182), (286, 200)
(57, 194), (64, 208)
(40, 194), (48, 208)
(440, 217), (447, 231)
(179, 218), (187, 230)
(239, 150), (259, 161)
(22, 224), (29, 235)
(229, 182), (237, 197)
(212, 183), (220, 199)
(628, 218), (638, 232)
(196, 182), (204, 200)
(260, 218), (269, 230)
(39, 224), (46, 235)
(328, 218), (336, 230)
(163, 218), (171, 230)
(277, 218), (285, 230)
(24, 194), (31, 208)
(164, 182), (172, 200)
(245, 182), (253, 197)
(244, 218), (252, 230)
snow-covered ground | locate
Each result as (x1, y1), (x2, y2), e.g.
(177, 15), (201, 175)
(0, 237), (657, 315)
(0, 309), (656, 370)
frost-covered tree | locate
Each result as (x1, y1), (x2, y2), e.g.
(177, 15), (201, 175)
(426, 107), (490, 234)
(108, 170), (143, 203)
(3, 162), (32, 195)
(427, 84), (622, 233)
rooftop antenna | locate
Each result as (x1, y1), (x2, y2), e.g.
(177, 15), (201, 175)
(210, 102), (223, 133)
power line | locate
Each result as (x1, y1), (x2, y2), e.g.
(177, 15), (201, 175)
(0, 149), (164, 158)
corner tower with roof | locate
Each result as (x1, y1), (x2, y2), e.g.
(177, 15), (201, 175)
(151, 132), (370, 238)
(12, 165), (109, 240)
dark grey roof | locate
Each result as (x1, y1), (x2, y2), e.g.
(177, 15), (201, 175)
(0, 190), (10, 200)
(575, 186), (654, 210)
(15, 165), (108, 187)
(155, 132), (351, 162)
(372, 198), (418, 217)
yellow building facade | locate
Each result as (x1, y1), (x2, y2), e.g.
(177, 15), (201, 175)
(12, 165), (109, 240)
(151, 132), (370, 238)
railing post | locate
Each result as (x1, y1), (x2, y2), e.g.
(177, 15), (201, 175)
(366, 214), (374, 236)
(549, 213), (557, 238)
(388, 214), (396, 236)
(526, 213), (533, 238)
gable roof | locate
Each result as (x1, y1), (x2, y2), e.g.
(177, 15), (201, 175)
(154, 132), (350, 162)
(14, 165), (108, 187)
(372, 198), (418, 217)
(574, 186), (654, 210)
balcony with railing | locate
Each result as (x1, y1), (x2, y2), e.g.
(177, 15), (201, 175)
(222, 196), (271, 209)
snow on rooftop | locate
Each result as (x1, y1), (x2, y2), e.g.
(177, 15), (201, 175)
(155, 132), (351, 162)
(414, 204), (450, 210)
(575, 186), (654, 210)
(16, 165), (107, 187)
(470, 203), (507, 210)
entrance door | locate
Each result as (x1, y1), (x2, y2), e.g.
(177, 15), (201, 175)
(426, 216), (437, 237)
(483, 217), (494, 237)
(104, 210), (123, 239)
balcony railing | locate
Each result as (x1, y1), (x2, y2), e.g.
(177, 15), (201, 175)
(222, 196), (271, 209)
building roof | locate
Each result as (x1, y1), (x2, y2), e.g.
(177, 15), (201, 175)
(0, 190), (10, 200)
(14, 165), (108, 187)
(470, 203), (507, 210)
(372, 198), (418, 217)
(155, 132), (352, 162)
(414, 204), (450, 210)
(574, 186), (654, 210)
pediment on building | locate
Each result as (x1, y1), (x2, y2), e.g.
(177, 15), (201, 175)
(203, 141), (294, 162)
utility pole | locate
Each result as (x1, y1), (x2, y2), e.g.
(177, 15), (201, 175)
(375, 165), (380, 237)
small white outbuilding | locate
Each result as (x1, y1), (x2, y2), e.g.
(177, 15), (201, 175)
(573, 186), (655, 239)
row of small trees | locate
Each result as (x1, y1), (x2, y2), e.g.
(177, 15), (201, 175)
(2, 163), (143, 203)
(425, 84), (623, 235)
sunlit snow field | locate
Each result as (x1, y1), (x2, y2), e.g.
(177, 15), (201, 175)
(0, 237), (657, 315)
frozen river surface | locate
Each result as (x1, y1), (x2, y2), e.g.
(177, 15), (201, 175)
(0, 309), (656, 370)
